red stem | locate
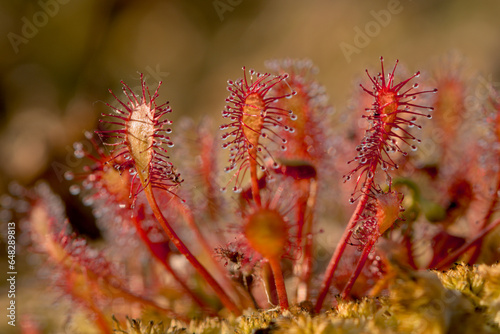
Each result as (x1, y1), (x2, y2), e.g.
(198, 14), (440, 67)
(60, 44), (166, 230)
(131, 210), (214, 313)
(87, 297), (113, 334)
(315, 173), (375, 313)
(296, 179), (317, 301)
(177, 200), (218, 258)
(262, 262), (279, 306)
(296, 196), (307, 250)
(144, 186), (242, 315)
(268, 256), (289, 310)
(162, 261), (216, 315)
(177, 202), (254, 309)
(340, 238), (375, 300)
(435, 217), (500, 270)
(250, 158), (262, 207)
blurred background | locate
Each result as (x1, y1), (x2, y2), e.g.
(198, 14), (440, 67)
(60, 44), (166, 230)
(0, 0), (499, 196)
(0, 0), (499, 332)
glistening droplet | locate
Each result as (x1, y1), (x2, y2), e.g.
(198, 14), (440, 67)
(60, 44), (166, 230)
(69, 185), (80, 195)
(64, 171), (75, 181)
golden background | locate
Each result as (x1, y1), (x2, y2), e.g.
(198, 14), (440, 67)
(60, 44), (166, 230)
(1, 0), (499, 191)
(0, 1), (499, 332)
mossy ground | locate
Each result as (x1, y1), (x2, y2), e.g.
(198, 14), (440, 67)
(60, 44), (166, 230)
(113, 262), (500, 334)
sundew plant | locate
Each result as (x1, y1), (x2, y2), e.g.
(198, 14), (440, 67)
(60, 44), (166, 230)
(9, 57), (500, 333)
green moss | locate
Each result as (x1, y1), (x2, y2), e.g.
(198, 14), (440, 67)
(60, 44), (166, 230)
(113, 263), (500, 334)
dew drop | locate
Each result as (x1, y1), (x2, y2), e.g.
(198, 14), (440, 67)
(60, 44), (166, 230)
(82, 196), (94, 206)
(427, 114), (432, 119)
(411, 145), (418, 151)
(367, 171), (374, 179)
(220, 187), (227, 193)
(290, 114), (298, 121)
(167, 142), (174, 147)
(118, 203), (126, 209)
(0, 195), (13, 209)
(74, 150), (85, 159)
(82, 180), (92, 190)
(349, 197), (355, 204)
(280, 145), (287, 151)
(272, 162), (279, 169)
(69, 185), (80, 195)
(166, 128), (172, 133)
(288, 127), (295, 133)
(64, 171), (75, 181)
